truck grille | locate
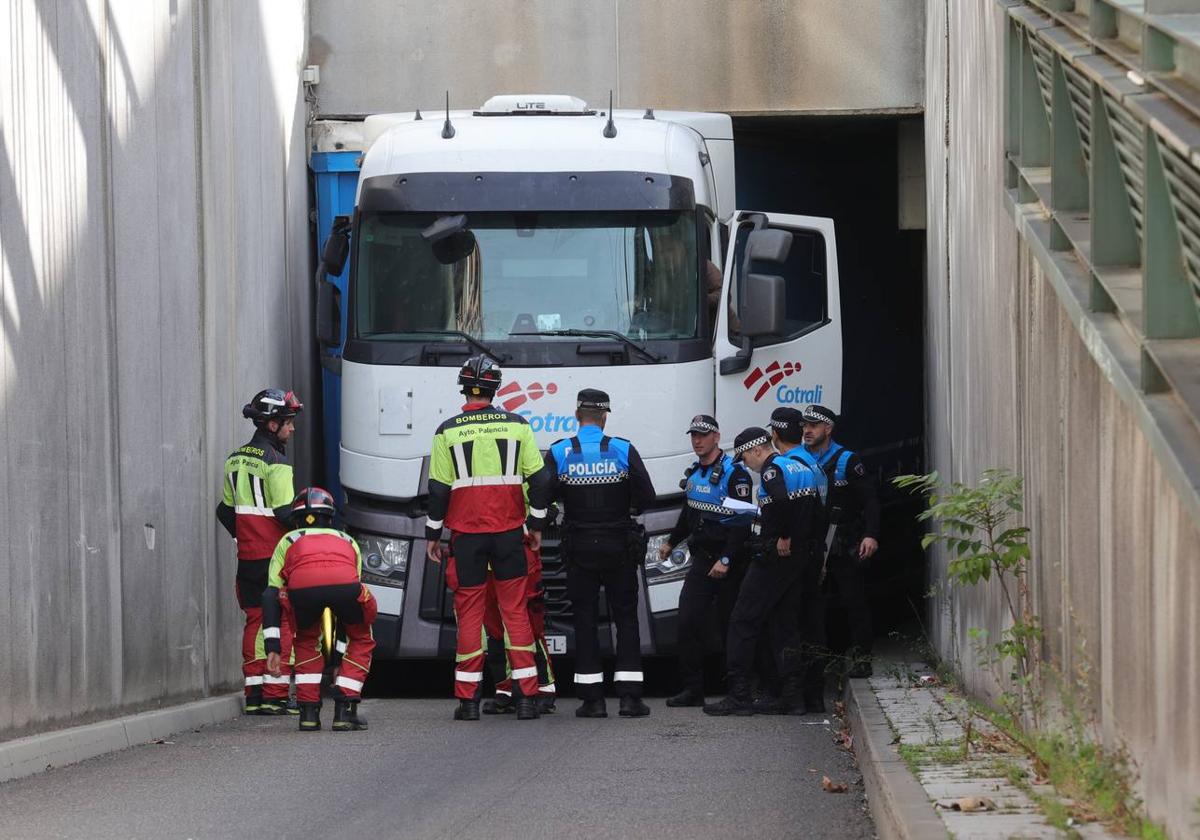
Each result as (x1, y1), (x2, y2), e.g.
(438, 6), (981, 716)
(538, 524), (611, 628)
(417, 523), (611, 627)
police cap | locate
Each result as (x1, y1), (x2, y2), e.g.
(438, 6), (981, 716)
(732, 426), (771, 460)
(686, 414), (719, 435)
(768, 406), (803, 435)
(576, 388), (611, 412)
(801, 404), (838, 426)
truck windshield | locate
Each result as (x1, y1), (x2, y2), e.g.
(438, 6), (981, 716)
(353, 211), (699, 342)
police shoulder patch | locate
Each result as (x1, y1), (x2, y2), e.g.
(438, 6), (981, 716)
(762, 467), (779, 482)
(732, 482), (751, 499)
(854, 461), (866, 476)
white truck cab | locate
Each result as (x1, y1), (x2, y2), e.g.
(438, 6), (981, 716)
(312, 95), (842, 659)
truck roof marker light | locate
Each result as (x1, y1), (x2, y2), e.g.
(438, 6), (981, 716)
(413, 108), (422, 121)
(643, 108), (655, 120)
(441, 92), (455, 139)
(603, 90), (617, 139)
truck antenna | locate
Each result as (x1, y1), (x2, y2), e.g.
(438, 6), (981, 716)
(413, 107), (422, 121)
(643, 108), (655, 120)
(441, 92), (455, 139)
(603, 91), (617, 138)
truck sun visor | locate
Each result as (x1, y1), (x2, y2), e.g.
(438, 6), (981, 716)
(358, 171), (696, 214)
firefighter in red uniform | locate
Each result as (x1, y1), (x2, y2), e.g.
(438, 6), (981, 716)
(215, 389), (302, 714)
(425, 355), (552, 721)
(482, 534), (557, 715)
(263, 487), (377, 732)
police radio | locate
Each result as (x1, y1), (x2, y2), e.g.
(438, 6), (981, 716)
(679, 463), (699, 491)
(679, 459), (727, 490)
(708, 459), (726, 485)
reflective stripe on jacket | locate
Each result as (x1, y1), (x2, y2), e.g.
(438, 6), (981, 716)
(221, 430), (294, 558)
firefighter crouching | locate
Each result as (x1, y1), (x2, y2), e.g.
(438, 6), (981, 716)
(263, 487), (377, 732)
(215, 389), (302, 715)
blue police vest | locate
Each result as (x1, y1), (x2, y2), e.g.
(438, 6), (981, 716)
(810, 442), (854, 486)
(549, 426), (631, 487)
(684, 453), (740, 517)
(757, 454), (821, 509)
(785, 445), (829, 503)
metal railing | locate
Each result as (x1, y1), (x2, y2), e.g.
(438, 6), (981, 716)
(1002, 0), (1200, 522)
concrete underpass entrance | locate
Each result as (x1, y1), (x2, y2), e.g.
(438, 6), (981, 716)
(733, 115), (929, 647)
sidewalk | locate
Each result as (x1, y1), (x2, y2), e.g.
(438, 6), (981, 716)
(846, 658), (1120, 839)
(0, 694), (242, 784)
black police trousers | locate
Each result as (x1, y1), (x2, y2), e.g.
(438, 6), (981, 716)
(824, 546), (873, 655)
(675, 546), (745, 692)
(565, 530), (643, 701)
(726, 550), (819, 686)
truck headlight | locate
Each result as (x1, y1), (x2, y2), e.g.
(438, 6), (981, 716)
(355, 534), (410, 588)
(644, 534), (691, 582)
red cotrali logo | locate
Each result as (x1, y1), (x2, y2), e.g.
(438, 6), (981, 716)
(496, 380), (558, 411)
(743, 361), (802, 402)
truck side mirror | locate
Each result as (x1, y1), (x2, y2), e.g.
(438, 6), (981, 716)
(746, 228), (793, 264)
(322, 216), (352, 277)
(718, 226), (793, 376)
(316, 280), (342, 347)
(739, 273), (785, 337)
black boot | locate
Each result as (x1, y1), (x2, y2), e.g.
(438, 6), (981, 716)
(703, 677), (754, 716)
(702, 694), (755, 716)
(619, 696), (651, 717)
(298, 702), (321, 731)
(332, 699), (368, 731)
(482, 695), (515, 715)
(453, 699), (480, 721)
(255, 699), (290, 716)
(536, 695), (557, 714)
(780, 676), (808, 716)
(515, 697), (540, 720)
(285, 696), (301, 716)
(243, 688), (264, 715)
(665, 687), (705, 707)
(575, 698), (608, 718)
(751, 692), (786, 715)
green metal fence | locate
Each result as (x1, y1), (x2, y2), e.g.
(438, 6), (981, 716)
(1002, 0), (1200, 518)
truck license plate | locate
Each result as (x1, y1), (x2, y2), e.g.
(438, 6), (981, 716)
(545, 634), (567, 655)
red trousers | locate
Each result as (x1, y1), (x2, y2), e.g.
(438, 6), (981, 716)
(485, 542), (555, 696)
(286, 582), (377, 703)
(237, 559), (293, 699)
(447, 529), (539, 700)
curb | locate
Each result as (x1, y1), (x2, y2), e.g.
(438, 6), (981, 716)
(845, 678), (945, 840)
(0, 694), (243, 784)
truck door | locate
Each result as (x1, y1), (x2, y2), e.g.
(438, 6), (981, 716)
(713, 212), (842, 434)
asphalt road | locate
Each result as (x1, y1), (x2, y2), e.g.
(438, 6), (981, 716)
(0, 690), (875, 840)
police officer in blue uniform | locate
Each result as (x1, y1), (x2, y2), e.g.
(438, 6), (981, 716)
(703, 427), (825, 716)
(545, 389), (655, 718)
(661, 415), (754, 707)
(800, 404), (880, 678)
(768, 405), (833, 712)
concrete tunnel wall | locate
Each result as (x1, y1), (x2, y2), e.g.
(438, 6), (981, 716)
(924, 2), (1200, 835)
(0, 0), (314, 737)
(307, 0), (925, 116)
